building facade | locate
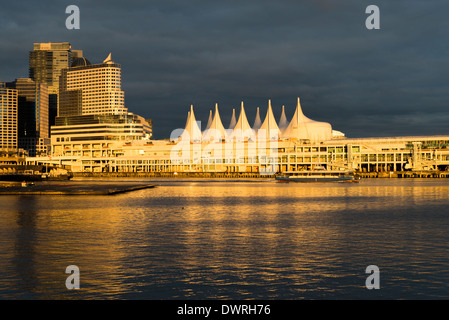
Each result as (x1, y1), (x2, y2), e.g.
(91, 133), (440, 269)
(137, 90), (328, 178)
(40, 52), (152, 170)
(50, 113), (152, 162)
(28, 99), (449, 174)
(59, 54), (126, 117)
(29, 42), (73, 95)
(29, 42), (82, 135)
(5, 78), (50, 156)
(0, 86), (18, 153)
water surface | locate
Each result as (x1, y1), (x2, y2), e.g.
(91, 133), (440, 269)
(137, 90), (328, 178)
(1, 178), (449, 299)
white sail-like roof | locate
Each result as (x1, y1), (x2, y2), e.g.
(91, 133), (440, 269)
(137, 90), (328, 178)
(229, 102), (255, 141)
(252, 107), (262, 130)
(180, 105), (202, 142)
(258, 100), (281, 140)
(282, 97), (332, 141)
(202, 103), (227, 141)
(278, 105), (289, 132)
(228, 108), (237, 130)
(204, 110), (213, 131)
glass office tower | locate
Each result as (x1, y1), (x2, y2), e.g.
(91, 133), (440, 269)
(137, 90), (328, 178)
(29, 42), (82, 136)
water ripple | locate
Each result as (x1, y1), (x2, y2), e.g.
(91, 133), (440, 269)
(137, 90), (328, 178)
(1, 178), (449, 299)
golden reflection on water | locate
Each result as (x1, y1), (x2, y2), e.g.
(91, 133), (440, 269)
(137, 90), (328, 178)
(1, 196), (140, 298)
(1, 178), (449, 299)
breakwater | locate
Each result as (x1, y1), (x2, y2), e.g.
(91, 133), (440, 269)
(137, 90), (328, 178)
(0, 182), (155, 195)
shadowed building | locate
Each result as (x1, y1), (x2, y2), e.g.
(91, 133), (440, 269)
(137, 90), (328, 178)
(5, 78), (49, 156)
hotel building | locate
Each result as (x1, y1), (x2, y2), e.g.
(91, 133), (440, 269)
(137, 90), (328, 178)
(58, 53), (126, 116)
(43, 53), (152, 170)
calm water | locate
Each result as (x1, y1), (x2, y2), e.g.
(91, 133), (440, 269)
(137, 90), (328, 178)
(1, 178), (449, 300)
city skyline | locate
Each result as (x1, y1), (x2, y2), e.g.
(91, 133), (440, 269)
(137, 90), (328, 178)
(1, 1), (448, 139)
(2, 2), (449, 304)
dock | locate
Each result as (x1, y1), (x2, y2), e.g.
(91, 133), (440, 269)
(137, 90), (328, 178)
(0, 182), (156, 195)
(359, 171), (449, 178)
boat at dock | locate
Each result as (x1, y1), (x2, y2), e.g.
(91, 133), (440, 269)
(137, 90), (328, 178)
(275, 171), (360, 183)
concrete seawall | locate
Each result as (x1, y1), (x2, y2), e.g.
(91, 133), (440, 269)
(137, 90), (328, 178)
(71, 171), (449, 179)
(73, 172), (271, 179)
(360, 171), (449, 178)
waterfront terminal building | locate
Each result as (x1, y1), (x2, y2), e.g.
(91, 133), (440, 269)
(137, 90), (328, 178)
(23, 50), (449, 176)
(27, 97), (449, 176)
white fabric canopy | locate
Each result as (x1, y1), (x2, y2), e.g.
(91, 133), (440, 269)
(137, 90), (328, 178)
(205, 110), (213, 131)
(179, 98), (333, 143)
(258, 100), (281, 140)
(278, 105), (289, 133)
(252, 107), (262, 130)
(180, 105), (202, 142)
(202, 103), (227, 141)
(228, 108), (237, 130)
(229, 102), (256, 141)
(282, 98), (332, 141)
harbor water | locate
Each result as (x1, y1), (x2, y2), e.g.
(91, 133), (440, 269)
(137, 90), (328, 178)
(1, 178), (449, 299)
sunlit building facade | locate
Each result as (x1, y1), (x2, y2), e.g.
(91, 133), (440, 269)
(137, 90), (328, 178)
(29, 42), (83, 135)
(0, 86), (18, 152)
(59, 54), (126, 117)
(44, 53), (152, 168)
(28, 98), (449, 174)
(50, 113), (152, 161)
(29, 42), (72, 95)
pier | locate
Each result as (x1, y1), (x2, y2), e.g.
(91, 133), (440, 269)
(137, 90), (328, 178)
(0, 182), (156, 195)
(359, 171), (449, 178)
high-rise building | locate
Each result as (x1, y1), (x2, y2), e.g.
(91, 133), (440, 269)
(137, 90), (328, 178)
(0, 85), (18, 153)
(29, 42), (80, 136)
(5, 78), (50, 156)
(29, 42), (72, 95)
(50, 53), (151, 161)
(59, 53), (127, 117)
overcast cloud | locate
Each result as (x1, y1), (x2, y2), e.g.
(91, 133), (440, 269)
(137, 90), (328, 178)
(1, 0), (448, 139)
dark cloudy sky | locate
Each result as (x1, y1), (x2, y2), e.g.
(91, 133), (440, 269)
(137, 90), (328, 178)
(1, 0), (448, 139)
